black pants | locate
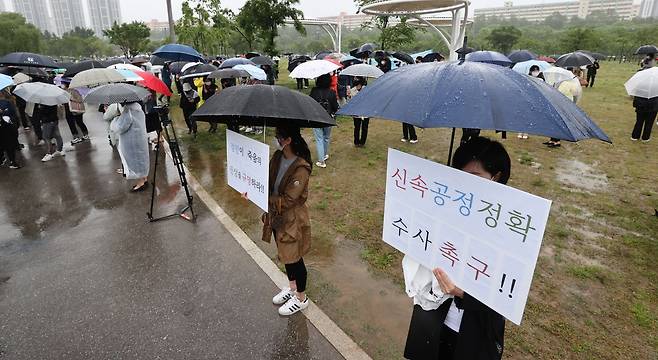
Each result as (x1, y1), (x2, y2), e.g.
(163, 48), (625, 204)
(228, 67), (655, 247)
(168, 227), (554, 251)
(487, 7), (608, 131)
(284, 258), (307, 292)
(182, 108), (197, 134)
(587, 73), (596, 87)
(353, 117), (369, 145)
(66, 113), (88, 137)
(403, 123), (417, 140)
(461, 128), (480, 144)
(632, 111), (657, 140)
(437, 325), (458, 359)
(30, 115), (42, 140)
(296, 78), (309, 90)
(16, 104), (29, 128)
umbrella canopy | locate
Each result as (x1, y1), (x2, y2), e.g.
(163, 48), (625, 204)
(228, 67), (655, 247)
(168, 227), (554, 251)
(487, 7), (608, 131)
(537, 55), (556, 63)
(635, 45), (658, 55)
(543, 66), (576, 86)
(191, 84), (336, 128)
(134, 70), (172, 96)
(219, 57), (256, 69)
(392, 52), (415, 64)
(250, 56), (274, 66)
(116, 69), (143, 82)
(508, 50), (537, 63)
(13, 82), (70, 105)
(180, 62), (201, 74)
(554, 52), (594, 68)
(233, 64), (267, 80)
(288, 56), (310, 72)
(63, 60), (105, 77)
(168, 61), (188, 75)
(13, 66), (49, 78)
(149, 55), (166, 66)
(180, 63), (218, 79)
(0, 74), (13, 90)
(465, 51), (512, 67)
(625, 67), (658, 99)
(0, 52), (58, 68)
(357, 43), (376, 56)
(208, 68), (249, 79)
(455, 46), (476, 55)
(339, 64), (384, 78)
(315, 50), (334, 60)
(340, 55), (362, 67)
(245, 52), (261, 59)
(70, 68), (125, 88)
(576, 50), (605, 60)
(422, 52), (444, 62)
(337, 61), (610, 143)
(153, 43), (205, 63)
(289, 60), (341, 79)
(102, 57), (129, 67)
(12, 72), (31, 85)
(131, 55), (149, 65)
(84, 83), (150, 104)
(512, 60), (552, 75)
(108, 63), (142, 72)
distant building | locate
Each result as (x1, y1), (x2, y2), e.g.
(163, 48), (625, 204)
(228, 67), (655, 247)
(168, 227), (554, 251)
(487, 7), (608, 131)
(12, 0), (54, 33)
(50, 0), (86, 36)
(145, 19), (169, 32)
(0, 1), (6, 12)
(474, 0), (638, 22)
(317, 11), (401, 30)
(88, 0), (121, 36)
(639, 0), (658, 17)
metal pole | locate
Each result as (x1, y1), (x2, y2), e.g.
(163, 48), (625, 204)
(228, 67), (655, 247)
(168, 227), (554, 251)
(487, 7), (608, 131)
(166, 0), (177, 42)
(447, 128), (456, 166)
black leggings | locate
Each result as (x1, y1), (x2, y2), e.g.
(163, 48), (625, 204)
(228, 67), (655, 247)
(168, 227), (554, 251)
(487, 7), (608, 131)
(284, 258), (307, 293)
(438, 325), (458, 359)
(66, 113), (88, 137)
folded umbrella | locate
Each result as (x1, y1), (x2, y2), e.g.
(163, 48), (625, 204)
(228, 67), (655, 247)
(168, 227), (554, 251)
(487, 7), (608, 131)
(543, 66), (576, 86)
(0, 74), (13, 90)
(337, 61), (610, 143)
(554, 52), (594, 68)
(465, 51), (512, 67)
(635, 45), (658, 55)
(250, 56), (274, 66)
(508, 50), (537, 64)
(191, 84), (336, 128)
(512, 60), (552, 75)
(63, 60), (105, 77)
(0, 52), (58, 68)
(289, 60), (340, 79)
(180, 63), (218, 79)
(13, 82), (70, 105)
(83, 83), (150, 105)
(153, 43), (205, 63)
(219, 57), (256, 69)
(625, 67), (658, 99)
(339, 63), (384, 78)
(208, 68), (249, 80)
(133, 70), (172, 96)
(70, 68), (126, 88)
(233, 64), (267, 81)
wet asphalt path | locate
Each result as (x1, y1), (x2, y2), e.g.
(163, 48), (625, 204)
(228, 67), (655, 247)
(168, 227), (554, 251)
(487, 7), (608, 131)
(0, 111), (344, 360)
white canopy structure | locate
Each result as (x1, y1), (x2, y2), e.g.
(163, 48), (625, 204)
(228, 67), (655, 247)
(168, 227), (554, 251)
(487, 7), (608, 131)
(284, 18), (343, 53)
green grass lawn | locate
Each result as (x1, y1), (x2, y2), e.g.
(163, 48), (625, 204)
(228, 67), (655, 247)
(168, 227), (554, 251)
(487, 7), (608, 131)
(173, 60), (658, 359)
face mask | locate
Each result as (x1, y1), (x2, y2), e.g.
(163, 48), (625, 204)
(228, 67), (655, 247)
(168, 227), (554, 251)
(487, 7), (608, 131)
(272, 137), (285, 151)
(531, 71), (540, 77)
(204, 82), (211, 86)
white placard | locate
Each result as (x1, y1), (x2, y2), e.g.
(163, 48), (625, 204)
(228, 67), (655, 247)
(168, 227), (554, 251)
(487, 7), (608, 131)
(383, 149), (552, 325)
(226, 130), (269, 212)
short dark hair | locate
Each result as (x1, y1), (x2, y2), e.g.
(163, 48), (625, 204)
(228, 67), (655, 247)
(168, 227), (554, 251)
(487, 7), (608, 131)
(452, 136), (511, 184)
(316, 74), (331, 88)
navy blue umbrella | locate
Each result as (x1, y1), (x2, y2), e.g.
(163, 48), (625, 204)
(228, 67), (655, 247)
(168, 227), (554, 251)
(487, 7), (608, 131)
(337, 61), (610, 143)
(0, 52), (58, 68)
(465, 51), (512, 67)
(219, 57), (256, 69)
(153, 44), (205, 63)
(508, 50), (537, 64)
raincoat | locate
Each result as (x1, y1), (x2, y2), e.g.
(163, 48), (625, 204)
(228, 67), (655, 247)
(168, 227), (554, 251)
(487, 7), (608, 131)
(103, 103), (121, 146)
(262, 151), (312, 264)
(110, 103), (149, 179)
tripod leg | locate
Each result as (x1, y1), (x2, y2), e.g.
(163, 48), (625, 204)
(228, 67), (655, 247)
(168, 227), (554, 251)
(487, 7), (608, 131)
(148, 130), (162, 220)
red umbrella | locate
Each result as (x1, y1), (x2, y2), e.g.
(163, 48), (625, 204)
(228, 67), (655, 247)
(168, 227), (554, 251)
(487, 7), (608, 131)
(134, 70), (172, 96)
(323, 56), (343, 67)
(538, 55), (556, 63)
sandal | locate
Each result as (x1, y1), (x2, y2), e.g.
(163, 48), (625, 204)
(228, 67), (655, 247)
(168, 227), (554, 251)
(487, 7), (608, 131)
(131, 182), (148, 192)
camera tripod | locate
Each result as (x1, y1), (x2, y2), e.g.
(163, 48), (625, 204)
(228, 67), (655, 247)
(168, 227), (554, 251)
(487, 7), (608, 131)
(147, 106), (196, 223)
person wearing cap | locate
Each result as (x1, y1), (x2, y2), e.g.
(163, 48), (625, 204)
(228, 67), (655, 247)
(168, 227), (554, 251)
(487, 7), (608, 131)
(179, 82), (200, 136)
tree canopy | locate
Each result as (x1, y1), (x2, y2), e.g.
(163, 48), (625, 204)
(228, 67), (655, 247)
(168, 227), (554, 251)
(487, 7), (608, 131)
(238, 0), (305, 55)
(103, 21), (151, 58)
(0, 13), (42, 54)
(355, 0), (416, 51)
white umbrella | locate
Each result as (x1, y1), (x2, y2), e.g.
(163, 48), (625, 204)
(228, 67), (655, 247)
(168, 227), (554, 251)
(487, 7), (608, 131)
(107, 63), (142, 72)
(289, 60), (340, 79)
(70, 68), (125, 88)
(340, 64), (384, 78)
(84, 83), (150, 104)
(543, 66), (576, 86)
(512, 60), (552, 76)
(233, 64), (267, 81)
(13, 82), (70, 105)
(12, 72), (31, 85)
(625, 67), (658, 98)
(181, 62), (201, 74)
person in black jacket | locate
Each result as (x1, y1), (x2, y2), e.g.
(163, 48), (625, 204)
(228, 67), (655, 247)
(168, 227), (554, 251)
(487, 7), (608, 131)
(310, 74), (338, 168)
(631, 96), (658, 142)
(586, 60), (600, 88)
(404, 136), (509, 360)
(0, 92), (21, 169)
(179, 83), (200, 136)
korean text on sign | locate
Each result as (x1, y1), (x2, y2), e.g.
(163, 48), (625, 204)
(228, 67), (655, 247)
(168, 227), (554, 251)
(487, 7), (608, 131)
(226, 130), (270, 212)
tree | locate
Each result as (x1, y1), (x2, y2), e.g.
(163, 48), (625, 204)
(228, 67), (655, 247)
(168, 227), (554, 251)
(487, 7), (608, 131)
(544, 12), (567, 29)
(238, 0), (305, 55)
(177, 0), (219, 54)
(560, 27), (600, 52)
(0, 13), (42, 54)
(485, 25), (522, 54)
(103, 21), (150, 57)
(355, 0), (415, 51)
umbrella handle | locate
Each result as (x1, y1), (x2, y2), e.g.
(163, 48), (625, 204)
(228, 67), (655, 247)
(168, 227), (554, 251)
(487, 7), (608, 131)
(447, 128), (456, 166)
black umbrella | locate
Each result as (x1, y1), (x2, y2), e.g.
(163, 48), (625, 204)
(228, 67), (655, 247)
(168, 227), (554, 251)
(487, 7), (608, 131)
(456, 46), (475, 55)
(288, 57), (308, 72)
(191, 84), (336, 128)
(0, 52), (59, 68)
(422, 52), (444, 62)
(101, 58), (129, 67)
(392, 52), (414, 64)
(169, 61), (188, 75)
(554, 51), (594, 68)
(576, 50), (606, 61)
(373, 50), (390, 60)
(349, 48), (360, 57)
(358, 43), (376, 54)
(63, 60), (104, 77)
(315, 50), (333, 60)
(508, 50), (537, 63)
(180, 63), (218, 79)
(250, 56), (274, 66)
(0, 66), (48, 78)
(208, 68), (249, 79)
(635, 45), (658, 55)
(341, 57), (362, 68)
(245, 52), (261, 59)
(219, 57), (256, 69)
(131, 56), (149, 65)
(149, 55), (166, 66)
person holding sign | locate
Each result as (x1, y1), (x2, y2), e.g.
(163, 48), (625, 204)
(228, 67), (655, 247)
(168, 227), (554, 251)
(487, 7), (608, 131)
(262, 125), (314, 316)
(404, 137), (510, 360)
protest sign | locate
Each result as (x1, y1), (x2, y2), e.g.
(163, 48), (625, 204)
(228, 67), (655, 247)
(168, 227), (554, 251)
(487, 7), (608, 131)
(383, 149), (552, 325)
(226, 130), (269, 212)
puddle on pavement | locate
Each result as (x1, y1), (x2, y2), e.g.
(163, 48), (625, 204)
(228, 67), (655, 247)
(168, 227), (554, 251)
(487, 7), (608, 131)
(555, 159), (608, 192)
(183, 148), (411, 359)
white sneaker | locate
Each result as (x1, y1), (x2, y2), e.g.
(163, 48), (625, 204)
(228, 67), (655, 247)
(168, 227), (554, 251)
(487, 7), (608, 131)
(71, 137), (83, 145)
(272, 288), (295, 305)
(401, 138), (408, 142)
(82, 134), (90, 140)
(53, 151), (66, 157)
(41, 154), (54, 162)
(323, 154), (329, 161)
(410, 139), (418, 144)
(278, 295), (309, 316)
(63, 144), (75, 152)
(315, 161), (326, 168)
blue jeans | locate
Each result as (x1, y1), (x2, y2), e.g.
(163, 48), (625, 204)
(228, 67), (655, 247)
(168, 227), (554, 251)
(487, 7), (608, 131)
(313, 127), (332, 163)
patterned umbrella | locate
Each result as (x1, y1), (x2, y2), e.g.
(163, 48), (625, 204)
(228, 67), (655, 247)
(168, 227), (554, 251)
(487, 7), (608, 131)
(83, 83), (150, 104)
(70, 68), (125, 88)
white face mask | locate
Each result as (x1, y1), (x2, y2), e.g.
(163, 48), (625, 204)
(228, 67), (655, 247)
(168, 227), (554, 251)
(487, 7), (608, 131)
(531, 71), (540, 77)
(272, 137), (285, 151)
